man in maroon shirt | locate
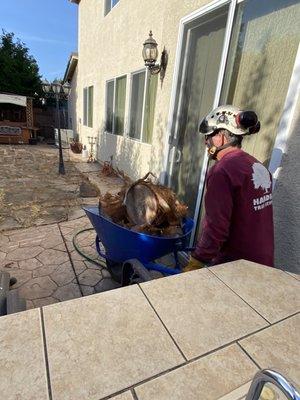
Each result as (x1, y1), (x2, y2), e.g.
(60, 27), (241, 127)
(185, 105), (274, 271)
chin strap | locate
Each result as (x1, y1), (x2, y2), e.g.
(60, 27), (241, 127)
(207, 136), (238, 158)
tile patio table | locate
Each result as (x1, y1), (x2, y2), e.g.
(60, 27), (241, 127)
(0, 260), (299, 400)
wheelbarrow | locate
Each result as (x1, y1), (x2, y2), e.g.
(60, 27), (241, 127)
(84, 206), (194, 285)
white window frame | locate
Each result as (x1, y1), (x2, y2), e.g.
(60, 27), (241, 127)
(105, 74), (127, 136)
(83, 85), (93, 128)
(128, 68), (153, 143)
(163, 0), (300, 244)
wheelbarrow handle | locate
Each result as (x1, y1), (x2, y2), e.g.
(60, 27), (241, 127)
(95, 235), (108, 260)
(184, 247), (196, 252)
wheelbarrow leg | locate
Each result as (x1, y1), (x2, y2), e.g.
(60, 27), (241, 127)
(122, 259), (153, 286)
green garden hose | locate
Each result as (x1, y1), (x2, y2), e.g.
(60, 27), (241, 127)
(72, 228), (106, 268)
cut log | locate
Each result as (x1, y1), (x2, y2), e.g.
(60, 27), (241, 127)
(124, 182), (158, 225)
(99, 191), (127, 222)
(98, 172), (188, 236)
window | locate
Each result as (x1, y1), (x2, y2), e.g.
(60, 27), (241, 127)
(104, 0), (119, 16)
(83, 86), (93, 127)
(129, 70), (158, 144)
(105, 75), (127, 135)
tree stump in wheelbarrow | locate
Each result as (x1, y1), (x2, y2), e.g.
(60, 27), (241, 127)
(99, 172), (188, 236)
(97, 172), (189, 283)
(123, 173), (188, 235)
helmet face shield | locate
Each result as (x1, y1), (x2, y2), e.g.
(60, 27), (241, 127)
(199, 118), (215, 135)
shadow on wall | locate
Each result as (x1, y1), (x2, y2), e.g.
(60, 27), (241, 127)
(273, 110), (300, 275)
(227, 39), (282, 165)
(149, 112), (168, 180)
(73, 90), (79, 140)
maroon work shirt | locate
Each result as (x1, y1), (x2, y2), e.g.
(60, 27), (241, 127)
(193, 149), (274, 267)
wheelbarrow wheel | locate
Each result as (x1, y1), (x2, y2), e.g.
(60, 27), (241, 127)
(122, 259), (153, 286)
(105, 260), (123, 283)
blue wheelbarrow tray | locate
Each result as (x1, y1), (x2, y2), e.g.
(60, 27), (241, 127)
(84, 206), (194, 275)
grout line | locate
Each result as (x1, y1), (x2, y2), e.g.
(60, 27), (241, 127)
(138, 284), (188, 362)
(97, 360), (187, 400)
(97, 309), (300, 400)
(40, 308), (53, 400)
(97, 322), (272, 400)
(188, 310), (300, 364)
(236, 342), (261, 370)
(57, 223), (84, 297)
(269, 310), (299, 324)
(208, 268), (271, 325)
(131, 388), (139, 400)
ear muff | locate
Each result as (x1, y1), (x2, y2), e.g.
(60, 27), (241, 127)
(236, 111), (260, 135)
(248, 121), (261, 135)
(236, 111), (257, 128)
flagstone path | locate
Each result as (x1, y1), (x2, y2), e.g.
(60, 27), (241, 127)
(0, 144), (123, 309)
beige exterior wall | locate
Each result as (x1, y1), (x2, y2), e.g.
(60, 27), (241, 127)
(76, 0), (210, 178)
(273, 93), (300, 274)
(69, 65), (78, 138)
(74, 0), (300, 272)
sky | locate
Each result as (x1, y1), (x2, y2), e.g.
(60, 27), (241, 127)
(1, 0), (78, 81)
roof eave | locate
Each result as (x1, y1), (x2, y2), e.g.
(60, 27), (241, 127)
(63, 53), (79, 83)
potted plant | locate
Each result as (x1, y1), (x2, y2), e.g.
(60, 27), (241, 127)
(70, 139), (83, 154)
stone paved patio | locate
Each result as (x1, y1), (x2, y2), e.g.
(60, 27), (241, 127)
(0, 144), (124, 309)
(0, 145), (84, 230)
(0, 224), (80, 308)
(59, 216), (121, 296)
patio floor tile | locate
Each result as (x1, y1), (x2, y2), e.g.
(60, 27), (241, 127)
(134, 344), (257, 400)
(43, 285), (184, 400)
(0, 309), (48, 400)
(209, 260), (300, 323)
(140, 269), (267, 360)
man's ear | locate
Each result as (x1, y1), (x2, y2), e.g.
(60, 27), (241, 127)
(221, 130), (229, 144)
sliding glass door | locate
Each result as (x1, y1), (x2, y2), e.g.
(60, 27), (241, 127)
(168, 0), (300, 224)
(169, 5), (229, 216)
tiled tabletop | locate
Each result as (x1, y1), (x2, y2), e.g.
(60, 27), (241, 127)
(0, 309), (48, 400)
(210, 260), (300, 323)
(0, 260), (299, 400)
(140, 268), (267, 360)
(43, 285), (184, 400)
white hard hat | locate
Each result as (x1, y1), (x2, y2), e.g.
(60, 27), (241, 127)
(199, 105), (260, 136)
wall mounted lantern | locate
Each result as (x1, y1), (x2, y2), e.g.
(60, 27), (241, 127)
(142, 31), (168, 80)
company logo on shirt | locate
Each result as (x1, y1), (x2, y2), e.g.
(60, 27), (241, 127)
(251, 163), (272, 211)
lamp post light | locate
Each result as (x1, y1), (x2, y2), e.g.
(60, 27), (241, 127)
(42, 80), (71, 175)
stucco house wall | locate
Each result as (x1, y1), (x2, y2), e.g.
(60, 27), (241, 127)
(273, 93), (300, 274)
(72, 0), (300, 273)
(69, 64), (78, 138)
(75, 0), (211, 178)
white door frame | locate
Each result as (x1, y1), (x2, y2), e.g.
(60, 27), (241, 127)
(269, 43), (300, 188)
(163, 0), (300, 243)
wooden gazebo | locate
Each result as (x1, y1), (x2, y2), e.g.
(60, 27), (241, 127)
(0, 93), (38, 144)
